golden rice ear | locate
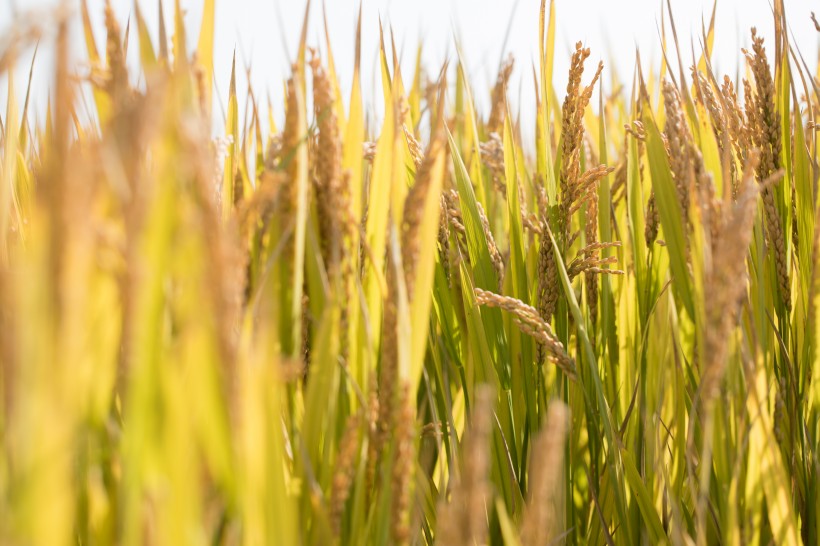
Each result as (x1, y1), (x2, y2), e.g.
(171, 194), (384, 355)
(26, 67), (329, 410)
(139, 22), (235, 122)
(329, 415), (361, 534)
(488, 55), (515, 134)
(521, 401), (570, 546)
(103, 1), (129, 102)
(536, 220), (559, 337)
(558, 43), (593, 245)
(480, 132), (507, 195)
(701, 151), (764, 401)
(310, 51), (347, 277)
(401, 125), (424, 171)
(474, 287), (576, 377)
(644, 192), (660, 246)
(434, 385), (494, 546)
(745, 31), (791, 312)
(389, 382), (414, 545)
(662, 80), (694, 224)
(475, 200), (505, 290)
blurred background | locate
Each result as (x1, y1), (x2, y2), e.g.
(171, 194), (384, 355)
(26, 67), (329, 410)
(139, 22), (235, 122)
(1, 0), (818, 132)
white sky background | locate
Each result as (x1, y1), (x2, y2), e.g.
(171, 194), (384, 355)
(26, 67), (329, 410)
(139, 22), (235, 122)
(1, 0), (819, 135)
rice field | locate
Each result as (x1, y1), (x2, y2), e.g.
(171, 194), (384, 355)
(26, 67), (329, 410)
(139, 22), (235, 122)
(0, 0), (819, 544)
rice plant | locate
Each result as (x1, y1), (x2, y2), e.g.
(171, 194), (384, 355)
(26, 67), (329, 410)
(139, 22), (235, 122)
(0, 0), (818, 544)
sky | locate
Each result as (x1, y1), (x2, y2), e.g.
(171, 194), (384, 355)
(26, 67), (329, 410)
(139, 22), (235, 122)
(1, 0), (818, 133)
